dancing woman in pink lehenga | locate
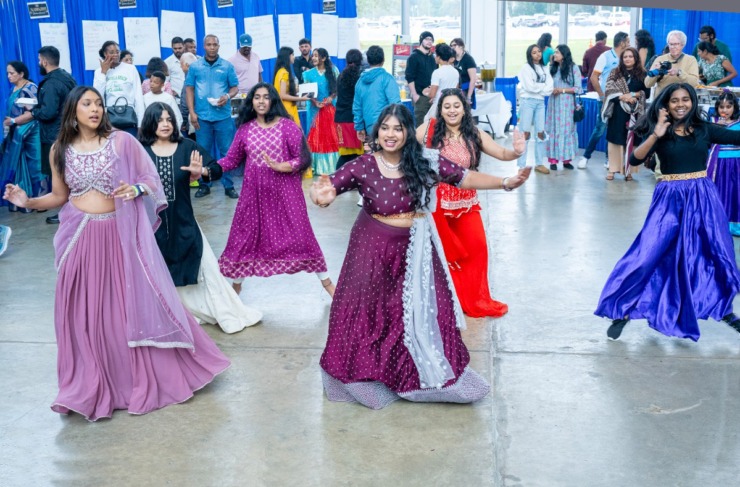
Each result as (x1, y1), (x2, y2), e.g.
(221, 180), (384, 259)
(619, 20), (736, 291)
(4, 86), (230, 421)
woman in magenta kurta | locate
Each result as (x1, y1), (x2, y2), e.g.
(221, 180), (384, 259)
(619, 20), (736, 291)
(192, 83), (334, 296)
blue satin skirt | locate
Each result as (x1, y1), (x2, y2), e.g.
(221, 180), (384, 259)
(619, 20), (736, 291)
(595, 177), (740, 341)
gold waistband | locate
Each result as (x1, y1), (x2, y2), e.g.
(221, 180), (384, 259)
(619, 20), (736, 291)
(371, 211), (425, 220)
(659, 170), (707, 182)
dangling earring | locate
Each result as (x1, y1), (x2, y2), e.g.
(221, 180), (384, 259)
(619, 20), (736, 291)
(73, 120), (78, 130)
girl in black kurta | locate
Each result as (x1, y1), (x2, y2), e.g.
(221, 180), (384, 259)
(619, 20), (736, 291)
(139, 102), (262, 333)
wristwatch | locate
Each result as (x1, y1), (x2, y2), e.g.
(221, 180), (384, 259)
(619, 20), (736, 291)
(10, 118), (15, 126)
(677, 69), (683, 77)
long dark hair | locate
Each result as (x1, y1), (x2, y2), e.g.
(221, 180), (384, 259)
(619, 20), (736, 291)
(550, 44), (576, 85)
(696, 41), (720, 56)
(236, 83), (311, 172)
(431, 88), (483, 170)
(525, 44), (546, 83)
(633, 83), (704, 140)
(368, 104), (439, 210)
(274, 46), (297, 96)
(236, 82), (291, 127)
(617, 47), (646, 82)
(337, 49), (362, 91)
(714, 90), (740, 121)
(138, 102), (182, 146)
(537, 33), (552, 51)
(53, 86), (113, 181)
(314, 48), (337, 96)
(635, 29), (655, 65)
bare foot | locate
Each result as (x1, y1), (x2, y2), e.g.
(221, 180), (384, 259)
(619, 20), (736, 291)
(232, 282), (242, 294)
(321, 278), (335, 298)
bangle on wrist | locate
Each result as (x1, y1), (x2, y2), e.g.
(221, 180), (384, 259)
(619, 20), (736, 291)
(502, 177), (513, 192)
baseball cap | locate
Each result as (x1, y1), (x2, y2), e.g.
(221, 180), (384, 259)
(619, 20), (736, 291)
(419, 31), (434, 44)
(239, 34), (253, 48)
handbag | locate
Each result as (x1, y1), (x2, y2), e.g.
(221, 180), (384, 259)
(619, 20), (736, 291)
(573, 93), (585, 123)
(107, 96), (138, 129)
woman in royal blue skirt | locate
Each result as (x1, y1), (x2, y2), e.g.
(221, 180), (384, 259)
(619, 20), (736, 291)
(595, 83), (740, 341)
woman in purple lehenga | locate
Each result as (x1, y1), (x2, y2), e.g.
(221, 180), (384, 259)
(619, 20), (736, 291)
(3, 87), (230, 421)
(595, 83), (740, 341)
(191, 83), (334, 297)
(309, 104), (532, 409)
(706, 90), (740, 237)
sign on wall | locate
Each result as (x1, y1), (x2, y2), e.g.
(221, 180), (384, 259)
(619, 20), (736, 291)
(27, 1), (50, 19)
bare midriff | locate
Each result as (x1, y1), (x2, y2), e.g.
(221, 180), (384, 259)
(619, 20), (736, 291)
(69, 190), (116, 214)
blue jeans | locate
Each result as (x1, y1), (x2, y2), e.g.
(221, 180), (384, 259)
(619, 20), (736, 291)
(583, 101), (606, 160)
(196, 117), (235, 189)
(517, 97), (546, 168)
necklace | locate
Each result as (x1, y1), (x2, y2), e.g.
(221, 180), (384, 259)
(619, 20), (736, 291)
(378, 153), (401, 171)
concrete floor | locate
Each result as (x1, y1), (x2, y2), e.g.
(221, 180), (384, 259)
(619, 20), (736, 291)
(1, 142), (739, 486)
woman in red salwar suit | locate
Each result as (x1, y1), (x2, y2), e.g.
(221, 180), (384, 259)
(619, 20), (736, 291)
(416, 88), (525, 317)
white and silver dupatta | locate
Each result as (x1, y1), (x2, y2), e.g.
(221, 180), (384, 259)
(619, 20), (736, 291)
(401, 148), (468, 389)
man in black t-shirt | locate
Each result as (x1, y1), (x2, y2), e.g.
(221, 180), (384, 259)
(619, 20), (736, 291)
(294, 38), (313, 85)
(405, 31), (437, 127)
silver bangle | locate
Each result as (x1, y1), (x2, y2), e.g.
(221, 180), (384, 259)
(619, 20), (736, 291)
(502, 177), (513, 192)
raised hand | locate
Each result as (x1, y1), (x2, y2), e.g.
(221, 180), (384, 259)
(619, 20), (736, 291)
(179, 150), (203, 182)
(3, 184), (29, 208)
(311, 175), (336, 206)
(511, 127), (526, 155)
(654, 108), (671, 138)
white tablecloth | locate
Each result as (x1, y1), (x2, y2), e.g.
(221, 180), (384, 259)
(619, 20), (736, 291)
(472, 92), (511, 138)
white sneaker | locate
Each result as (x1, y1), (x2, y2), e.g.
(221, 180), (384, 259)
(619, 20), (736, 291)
(357, 195), (363, 207)
(577, 157), (588, 169)
(603, 159), (609, 168)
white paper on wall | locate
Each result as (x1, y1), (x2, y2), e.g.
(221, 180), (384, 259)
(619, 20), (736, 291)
(39, 23), (72, 73)
(82, 20), (120, 71)
(311, 14), (338, 57)
(337, 18), (360, 58)
(160, 10), (197, 48)
(205, 17), (238, 55)
(243, 15), (277, 60)
(277, 13), (305, 52)
(123, 17), (161, 65)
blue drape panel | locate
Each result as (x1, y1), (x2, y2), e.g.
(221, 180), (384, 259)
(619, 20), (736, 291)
(0, 0), (357, 100)
(8, 0), (65, 84)
(0, 0), (20, 105)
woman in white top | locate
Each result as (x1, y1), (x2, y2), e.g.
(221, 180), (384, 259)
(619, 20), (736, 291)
(93, 41), (145, 136)
(423, 44), (460, 121)
(517, 44), (554, 174)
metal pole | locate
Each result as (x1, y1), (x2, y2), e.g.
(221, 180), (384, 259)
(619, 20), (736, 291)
(402, 0), (410, 37)
(497, 0), (506, 76)
(461, 0), (471, 47)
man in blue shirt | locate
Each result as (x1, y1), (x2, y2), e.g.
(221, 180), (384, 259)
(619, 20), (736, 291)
(577, 32), (629, 169)
(185, 34), (239, 198)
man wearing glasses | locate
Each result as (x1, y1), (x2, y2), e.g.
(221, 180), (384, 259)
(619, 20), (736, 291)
(692, 25), (732, 63)
(646, 30), (700, 98)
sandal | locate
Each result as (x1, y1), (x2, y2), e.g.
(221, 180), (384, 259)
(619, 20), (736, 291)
(605, 172), (614, 180)
(625, 174), (633, 181)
